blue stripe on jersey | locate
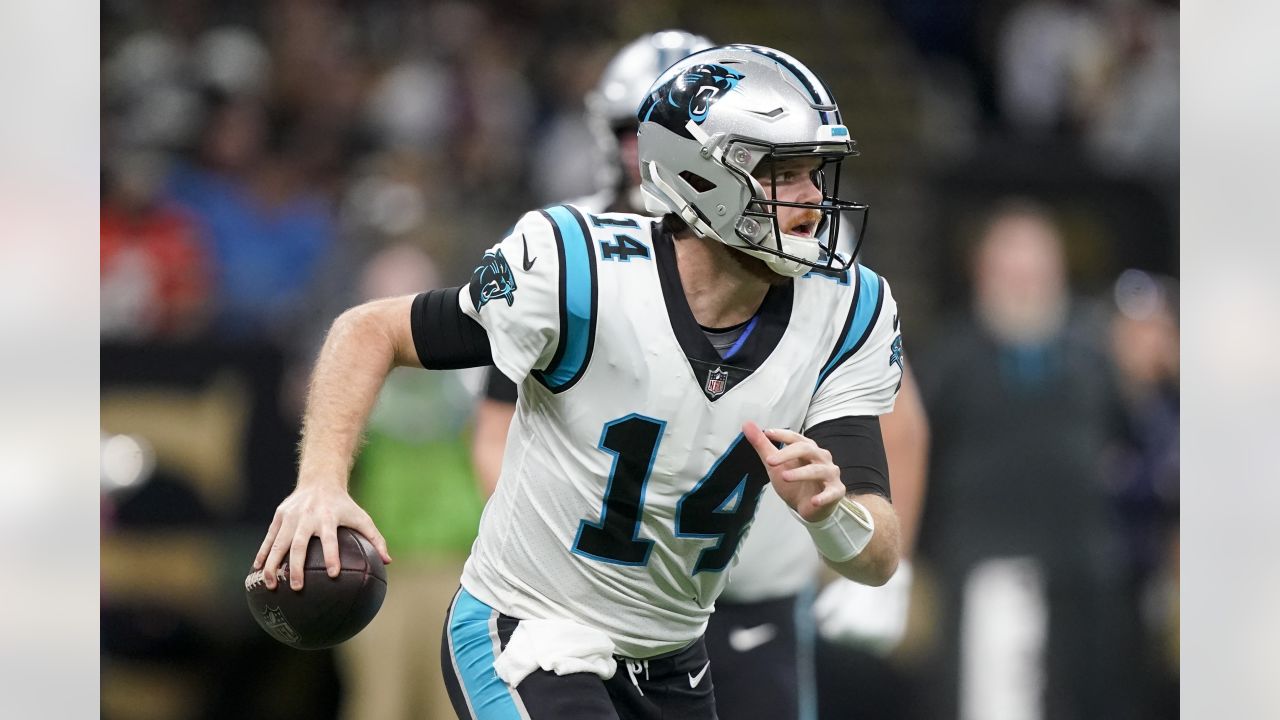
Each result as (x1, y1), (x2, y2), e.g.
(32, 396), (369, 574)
(447, 589), (524, 719)
(533, 204), (598, 392)
(816, 265), (883, 390)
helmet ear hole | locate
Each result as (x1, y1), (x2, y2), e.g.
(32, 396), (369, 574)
(678, 171), (717, 193)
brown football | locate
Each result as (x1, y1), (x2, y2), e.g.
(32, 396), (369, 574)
(245, 527), (387, 650)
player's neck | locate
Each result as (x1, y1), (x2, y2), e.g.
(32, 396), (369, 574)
(672, 231), (774, 329)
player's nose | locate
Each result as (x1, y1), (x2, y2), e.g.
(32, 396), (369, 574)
(796, 175), (823, 205)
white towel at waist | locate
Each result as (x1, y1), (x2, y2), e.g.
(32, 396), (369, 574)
(492, 618), (618, 688)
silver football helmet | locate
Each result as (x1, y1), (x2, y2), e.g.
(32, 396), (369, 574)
(584, 31), (714, 205)
(637, 44), (868, 277)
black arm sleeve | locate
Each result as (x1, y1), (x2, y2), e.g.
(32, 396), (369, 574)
(410, 288), (493, 370)
(484, 366), (519, 403)
(806, 415), (891, 500)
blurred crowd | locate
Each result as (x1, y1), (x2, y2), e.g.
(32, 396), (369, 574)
(100, 1), (1178, 719)
(101, 0), (616, 351)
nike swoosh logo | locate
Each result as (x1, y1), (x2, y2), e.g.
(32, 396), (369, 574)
(688, 661), (710, 688)
(744, 107), (786, 119)
(728, 623), (777, 653)
(521, 234), (537, 271)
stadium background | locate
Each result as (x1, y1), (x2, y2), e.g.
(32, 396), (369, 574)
(99, 1), (1179, 718)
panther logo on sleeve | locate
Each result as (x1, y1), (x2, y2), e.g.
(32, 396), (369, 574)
(889, 334), (903, 372)
(889, 333), (904, 392)
(639, 63), (745, 137)
(470, 247), (518, 308)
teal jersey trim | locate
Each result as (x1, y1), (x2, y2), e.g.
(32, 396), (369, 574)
(532, 205), (598, 392)
(816, 265), (883, 391)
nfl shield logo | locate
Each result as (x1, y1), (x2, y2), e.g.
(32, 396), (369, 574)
(705, 367), (729, 398)
(262, 605), (301, 644)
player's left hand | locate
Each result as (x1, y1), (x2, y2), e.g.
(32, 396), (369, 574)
(743, 421), (845, 523)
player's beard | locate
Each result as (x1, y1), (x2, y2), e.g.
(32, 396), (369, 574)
(728, 208), (824, 286)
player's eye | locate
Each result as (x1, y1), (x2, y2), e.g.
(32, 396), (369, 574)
(776, 170), (799, 183)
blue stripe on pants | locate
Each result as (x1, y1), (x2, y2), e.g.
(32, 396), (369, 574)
(447, 589), (525, 719)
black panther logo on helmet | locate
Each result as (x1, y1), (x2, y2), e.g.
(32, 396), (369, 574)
(638, 63), (745, 139)
(469, 248), (518, 309)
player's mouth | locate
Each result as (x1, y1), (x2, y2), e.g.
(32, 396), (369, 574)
(788, 221), (816, 237)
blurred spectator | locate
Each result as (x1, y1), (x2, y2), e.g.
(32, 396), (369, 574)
(166, 91), (337, 341)
(336, 243), (486, 720)
(101, 149), (212, 339)
(452, 23), (537, 202)
(192, 26), (273, 99)
(997, 0), (1178, 183)
(299, 145), (471, 376)
(527, 42), (613, 204)
(1107, 268), (1179, 718)
(915, 199), (1136, 720)
(103, 30), (204, 152)
(1108, 269), (1178, 574)
(1084, 0), (1179, 180)
(997, 0), (1109, 137)
(364, 60), (455, 153)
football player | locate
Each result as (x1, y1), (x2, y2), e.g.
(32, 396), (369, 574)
(256, 44), (907, 720)
(472, 32), (931, 720)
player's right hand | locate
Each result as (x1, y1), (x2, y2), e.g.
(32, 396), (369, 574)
(253, 484), (392, 591)
(743, 421), (846, 523)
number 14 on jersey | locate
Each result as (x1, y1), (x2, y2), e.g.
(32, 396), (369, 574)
(572, 414), (770, 574)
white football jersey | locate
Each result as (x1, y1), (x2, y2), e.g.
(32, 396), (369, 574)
(720, 487), (821, 603)
(457, 204), (902, 658)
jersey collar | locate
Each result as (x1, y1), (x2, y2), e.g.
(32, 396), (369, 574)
(652, 227), (794, 401)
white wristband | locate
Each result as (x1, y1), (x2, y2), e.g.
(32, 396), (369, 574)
(791, 497), (875, 562)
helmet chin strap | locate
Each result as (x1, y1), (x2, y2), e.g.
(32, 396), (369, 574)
(735, 234), (814, 277)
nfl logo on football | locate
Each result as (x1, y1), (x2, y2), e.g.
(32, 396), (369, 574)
(705, 367), (729, 398)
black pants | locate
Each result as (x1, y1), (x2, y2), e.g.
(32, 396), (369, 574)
(704, 592), (814, 720)
(441, 588), (718, 720)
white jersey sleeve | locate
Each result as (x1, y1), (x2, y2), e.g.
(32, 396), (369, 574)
(459, 209), (571, 386)
(805, 265), (904, 429)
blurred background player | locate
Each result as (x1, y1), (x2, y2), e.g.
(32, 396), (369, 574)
(471, 32), (931, 720)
